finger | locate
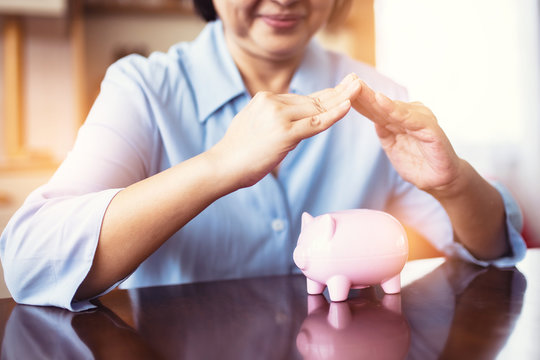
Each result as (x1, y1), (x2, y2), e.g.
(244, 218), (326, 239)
(302, 78), (361, 117)
(374, 123), (394, 143)
(264, 74), (360, 123)
(376, 92), (433, 132)
(275, 78), (359, 121)
(310, 72), (359, 98)
(281, 73), (358, 106)
(341, 72), (358, 85)
(354, 84), (417, 134)
(375, 92), (410, 121)
(350, 81), (388, 124)
(317, 79), (362, 108)
(290, 99), (351, 141)
(310, 76), (361, 106)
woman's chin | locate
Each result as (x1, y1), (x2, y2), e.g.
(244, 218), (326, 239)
(255, 40), (308, 61)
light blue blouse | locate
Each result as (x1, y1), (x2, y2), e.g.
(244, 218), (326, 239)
(0, 20), (526, 311)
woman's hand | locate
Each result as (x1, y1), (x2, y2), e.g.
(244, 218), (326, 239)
(351, 80), (510, 260)
(351, 80), (463, 196)
(209, 74), (362, 188)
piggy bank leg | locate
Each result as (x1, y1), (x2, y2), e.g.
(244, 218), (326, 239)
(306, 278), (326, 295)
(382, 294), (402, 314)
(327, 302), (352, 330)
(381, 274), (401, 294)
(307, 295), (328, 315)
(326, 275), (351, 302)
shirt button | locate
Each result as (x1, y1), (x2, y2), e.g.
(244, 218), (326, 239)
(271, 219), (285, 232)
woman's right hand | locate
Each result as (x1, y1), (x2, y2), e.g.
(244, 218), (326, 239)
(208, 73), (362, 188)
(74, 73), (361, 301)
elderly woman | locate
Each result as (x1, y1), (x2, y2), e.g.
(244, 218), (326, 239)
(0, 0), (525, 311)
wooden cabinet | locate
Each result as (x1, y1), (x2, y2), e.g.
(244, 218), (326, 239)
(0, 0), (202, 221)
(0, 0), (198, 172)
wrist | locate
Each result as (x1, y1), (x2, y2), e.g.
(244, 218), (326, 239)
(202, 145), (250, 193)
(426, 159), (509, 260)
(426, 159), (473, 201)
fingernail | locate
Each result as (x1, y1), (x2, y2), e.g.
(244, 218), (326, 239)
(341, 73), (357, 84)
(347, 79), (361, 91)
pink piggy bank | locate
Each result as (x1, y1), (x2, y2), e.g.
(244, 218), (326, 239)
(293, 209), (408, 301)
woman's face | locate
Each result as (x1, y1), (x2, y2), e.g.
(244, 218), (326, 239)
(213, 0), (335, 62)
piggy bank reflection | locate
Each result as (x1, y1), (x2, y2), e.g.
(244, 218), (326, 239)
(293, 210), (408, 301)
(296, 294), (410, 360)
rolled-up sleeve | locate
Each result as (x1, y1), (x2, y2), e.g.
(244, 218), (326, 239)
(0, 56), (158, 311)
(443, 181), (527, 268)
(388, 174), (526, 268)
(0, 189), (121, 311)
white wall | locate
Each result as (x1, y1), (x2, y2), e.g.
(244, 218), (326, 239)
(375, 0), (540, 245)
(24, 17), (78, 161)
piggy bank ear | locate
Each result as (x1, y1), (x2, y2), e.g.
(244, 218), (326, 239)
(301, 212), (315, 230)
(320, 214), (337, 240)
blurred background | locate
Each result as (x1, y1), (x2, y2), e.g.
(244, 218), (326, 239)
(0, 0), (538, 297)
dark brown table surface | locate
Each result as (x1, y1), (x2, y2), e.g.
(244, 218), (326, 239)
(0, 249), (538, 359)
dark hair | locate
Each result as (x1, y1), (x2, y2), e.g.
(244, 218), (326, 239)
(193, 0), (217, 22)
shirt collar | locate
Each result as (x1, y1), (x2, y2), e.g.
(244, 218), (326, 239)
(290, 40), (335, 96)
(186, 20), (246, 123)
(186, 20), (335, 122)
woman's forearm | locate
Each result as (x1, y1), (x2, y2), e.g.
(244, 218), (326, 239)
(429, 160), (510, 261)
(75, 78), (360, 300)
(75, 150), (239, 300)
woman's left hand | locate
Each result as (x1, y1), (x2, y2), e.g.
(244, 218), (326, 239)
(351, 80), (463, 195)
(350, 77), (510, 261)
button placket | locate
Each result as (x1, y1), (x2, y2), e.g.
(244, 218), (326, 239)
(271, 218), (285, 232)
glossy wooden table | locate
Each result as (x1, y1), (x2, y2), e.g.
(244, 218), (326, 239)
(0, 249), (538, 359)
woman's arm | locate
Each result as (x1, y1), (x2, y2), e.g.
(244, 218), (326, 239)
(350, 78), (510, 261)
(75, 75), (363, 299)
(428, 159), (509, 259)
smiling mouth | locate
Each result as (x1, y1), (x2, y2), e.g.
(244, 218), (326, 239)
(259, 14), (304, 30)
